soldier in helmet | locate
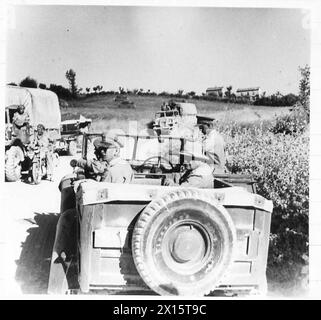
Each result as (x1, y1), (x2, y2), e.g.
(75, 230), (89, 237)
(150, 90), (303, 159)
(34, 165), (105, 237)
(70, 133), (133, 183)
(12, 105), (30, 143)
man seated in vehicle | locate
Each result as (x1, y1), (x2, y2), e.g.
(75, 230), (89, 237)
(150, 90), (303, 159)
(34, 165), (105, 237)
(199, 121), (227, 174)
(12, 105), (30, 143)
(70, 133), (133, 183)
(32, 123), (54, 180)
(164, 154), (214, 189)
(49, 134), (134, 293)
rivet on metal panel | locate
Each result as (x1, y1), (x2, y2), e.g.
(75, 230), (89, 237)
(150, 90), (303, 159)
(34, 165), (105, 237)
(254, 195), (265, 207)
(215, 193), (225, 203)
(97, 188), (108, 201)
(148, 189), (157, 199)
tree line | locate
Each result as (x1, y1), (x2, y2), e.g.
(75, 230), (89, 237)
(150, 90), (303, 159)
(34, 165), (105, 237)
(8, 65), (309, 108)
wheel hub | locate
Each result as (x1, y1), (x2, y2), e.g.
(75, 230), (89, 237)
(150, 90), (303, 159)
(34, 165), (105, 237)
(170, 226), (205, 263)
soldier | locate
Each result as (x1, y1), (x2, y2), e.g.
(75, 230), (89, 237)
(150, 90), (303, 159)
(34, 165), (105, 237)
(32, 123), (54, 180)
(49, 134), (134, 293)
(12, 105), (30, 143)
(70, 134), (133, 183)
(200, 121), (227, 174)
(164, 154), (214, 189)
(34, 123), (50, 147)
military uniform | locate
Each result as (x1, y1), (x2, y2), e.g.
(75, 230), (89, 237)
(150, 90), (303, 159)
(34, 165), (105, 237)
(179, 161), (214, 188)
(12, 111), (30, 143)
(49, 144), (134, 293)
(76, 157), (133, 183)
(33, 132), (54, 178)
(164, 161), (214, 188)
(203, 129), (226, 174)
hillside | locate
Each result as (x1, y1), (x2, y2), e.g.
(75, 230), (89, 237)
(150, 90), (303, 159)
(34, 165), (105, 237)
(61, 95), (292, 132)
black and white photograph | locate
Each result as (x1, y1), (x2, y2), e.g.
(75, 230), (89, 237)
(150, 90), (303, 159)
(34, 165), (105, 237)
(0, 0), (319, 300)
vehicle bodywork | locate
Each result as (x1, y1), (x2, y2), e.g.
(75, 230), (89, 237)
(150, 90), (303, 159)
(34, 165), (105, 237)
(49, 133), (273, 296)
(153, 101), (215, 134)
(54, 116), (92, 156)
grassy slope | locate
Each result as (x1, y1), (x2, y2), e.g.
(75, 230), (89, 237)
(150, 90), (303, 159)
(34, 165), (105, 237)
(62, 95), (291, 132)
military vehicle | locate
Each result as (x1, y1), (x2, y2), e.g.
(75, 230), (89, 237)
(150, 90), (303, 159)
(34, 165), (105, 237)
(54, 115), (92, 156)
(153, 100), (214, 135)
(4, 85), (61, 182)
(48, 131), (273, 296)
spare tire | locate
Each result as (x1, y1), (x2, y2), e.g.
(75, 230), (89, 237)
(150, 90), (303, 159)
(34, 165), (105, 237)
(5, 146), (24, 182)
(132, 189), (236, 296)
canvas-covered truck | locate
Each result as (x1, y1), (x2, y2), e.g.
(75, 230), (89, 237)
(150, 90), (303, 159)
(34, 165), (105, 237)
(48, 133), (273, 296)
(5, 85), (61, 182)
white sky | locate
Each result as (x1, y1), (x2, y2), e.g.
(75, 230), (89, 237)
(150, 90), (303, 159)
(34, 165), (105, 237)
(6, 5), (310, 95)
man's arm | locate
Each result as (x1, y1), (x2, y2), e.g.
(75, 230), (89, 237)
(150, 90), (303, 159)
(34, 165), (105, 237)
(76, 158), (107, 174)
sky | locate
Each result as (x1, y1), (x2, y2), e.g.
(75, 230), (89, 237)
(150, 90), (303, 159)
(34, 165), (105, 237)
(5, 5), (310, 95)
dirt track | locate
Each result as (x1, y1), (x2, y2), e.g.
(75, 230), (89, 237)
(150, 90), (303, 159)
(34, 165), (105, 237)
(1, 155), (73, 295)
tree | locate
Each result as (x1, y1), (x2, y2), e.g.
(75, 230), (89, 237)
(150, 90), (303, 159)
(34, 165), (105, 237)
(224, 86), (233, 99)
(65, 69), (78, 98)
(299, 65), (310, 117)
(49, 84), (72, 100)
(39, 83), (47, 89)
(86, 87), (90, 94)
(19, 76), (38, 88)
(177, 89), (184, 96)
(7, 82), (17, 86)
(119, 86), (125, 94)
(188, 91), (196, 98)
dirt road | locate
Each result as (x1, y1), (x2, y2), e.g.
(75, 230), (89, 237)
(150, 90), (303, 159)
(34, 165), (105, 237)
(1, 155), (73, 296)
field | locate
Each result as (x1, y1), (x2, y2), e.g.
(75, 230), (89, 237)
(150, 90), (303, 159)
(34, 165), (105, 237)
(61, 95), (292, 132)
(62, 95), (309, 295)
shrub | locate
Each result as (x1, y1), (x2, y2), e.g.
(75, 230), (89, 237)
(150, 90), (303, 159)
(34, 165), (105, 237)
(223, 123), (309, 285)
(269, 105), (309, 135)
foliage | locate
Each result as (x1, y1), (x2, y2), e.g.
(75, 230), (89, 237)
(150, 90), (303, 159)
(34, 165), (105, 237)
(19, 76), (38, 88)
(7, 82), (17, 86)
(298, 65), (310, 118)
(65, 69), (78, 98)
(49, 83), (72, 100)
(269, 105), (309, 135)
(254, 93), (299, 107)
(38, 83), (47, 89)
(222, 122), (309, 285)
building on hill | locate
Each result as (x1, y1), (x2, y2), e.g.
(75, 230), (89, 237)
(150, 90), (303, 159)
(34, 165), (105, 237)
(206, 87), (224, 98)
(236, 87), (263, 101)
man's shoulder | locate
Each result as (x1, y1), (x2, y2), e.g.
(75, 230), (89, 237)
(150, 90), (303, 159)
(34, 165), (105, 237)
(110, 158), (131, 167)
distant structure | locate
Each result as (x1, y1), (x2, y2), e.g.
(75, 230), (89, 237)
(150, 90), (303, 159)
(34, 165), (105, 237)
(236, 87), (263, 101)
(206, 87), (224, 98)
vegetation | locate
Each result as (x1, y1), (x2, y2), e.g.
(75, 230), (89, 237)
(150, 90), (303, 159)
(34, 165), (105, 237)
(19, 76), (38, 88)
(221, 121), (308, 287)
(65, 69), (79, 98)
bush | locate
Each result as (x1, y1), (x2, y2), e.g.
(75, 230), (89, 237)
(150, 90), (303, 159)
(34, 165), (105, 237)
(223, 122), (309, 285)
(269, 105), (309, 135)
